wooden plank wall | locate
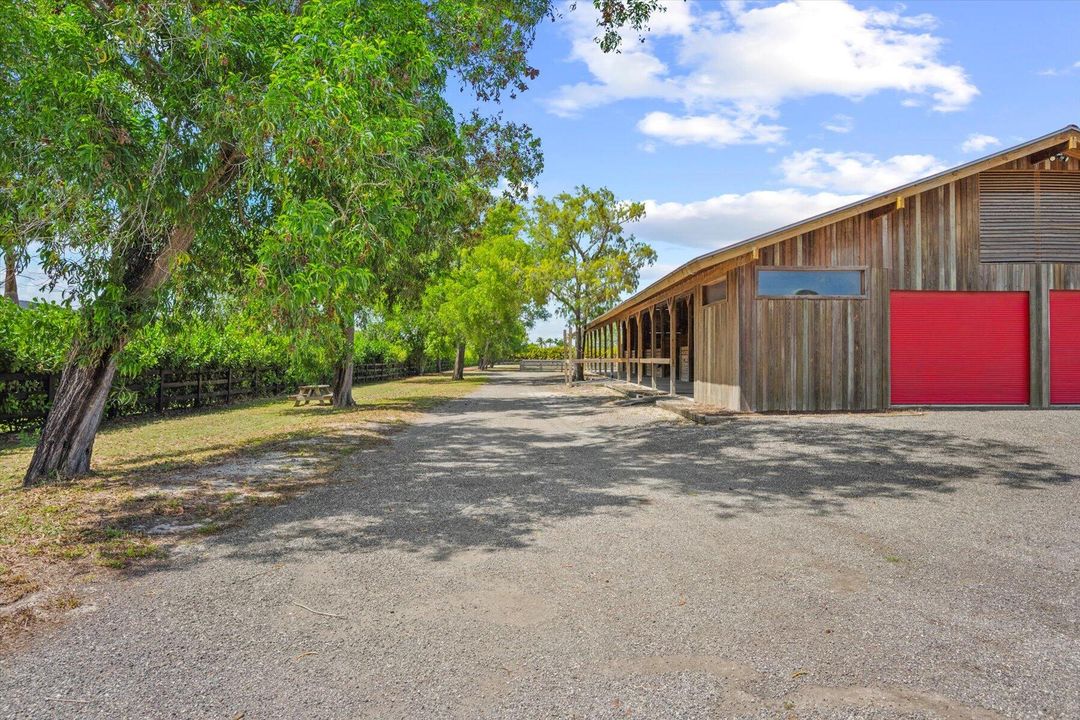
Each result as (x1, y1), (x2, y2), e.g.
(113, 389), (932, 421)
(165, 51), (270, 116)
(709, 159), (1080, 411)
(694, 268), (741, 408)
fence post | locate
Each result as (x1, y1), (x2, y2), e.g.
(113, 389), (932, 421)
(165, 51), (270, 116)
(226, 368), (232, 404)
(157, 368), (165, 413)
(252, 368), (259, 397)
(196, 370), (202, 407)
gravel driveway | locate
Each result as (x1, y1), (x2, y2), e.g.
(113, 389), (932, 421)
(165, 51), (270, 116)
(2, 370), (1077, 719)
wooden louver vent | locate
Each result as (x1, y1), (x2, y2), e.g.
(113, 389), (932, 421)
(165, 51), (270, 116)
(979, 170), (1080, 263)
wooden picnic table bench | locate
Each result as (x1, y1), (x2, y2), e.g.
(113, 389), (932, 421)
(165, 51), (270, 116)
(292, 384), (333, 406)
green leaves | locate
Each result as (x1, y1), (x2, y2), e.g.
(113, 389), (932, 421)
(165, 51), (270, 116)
(529, 185), (654, 352)
(423, 201), (540, 359)
(1, 0), (660, 372)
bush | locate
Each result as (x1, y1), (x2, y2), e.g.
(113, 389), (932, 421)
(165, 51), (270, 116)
(0, 301), (424, 431)
(0, 301), (78, 373)
(515, 343), (567, 360)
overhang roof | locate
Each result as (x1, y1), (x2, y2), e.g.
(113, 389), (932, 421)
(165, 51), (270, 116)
(589, 124), (1080, 329)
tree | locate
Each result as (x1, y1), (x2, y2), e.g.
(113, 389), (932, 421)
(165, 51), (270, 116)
(423, 202), (543, 379)
(4, 0), (661, 485)
(530, 186), (655, 380)
(247, 0), (504, 407)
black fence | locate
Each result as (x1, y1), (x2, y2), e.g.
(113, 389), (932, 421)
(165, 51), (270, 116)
(0, 362), (419, 434)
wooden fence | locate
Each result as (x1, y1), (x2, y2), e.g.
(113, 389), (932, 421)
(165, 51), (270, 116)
(0, 362), (418, 434)
(518, 359), (565, 371)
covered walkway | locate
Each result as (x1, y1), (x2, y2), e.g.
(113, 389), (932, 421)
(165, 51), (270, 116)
(581, 294), (695, 399)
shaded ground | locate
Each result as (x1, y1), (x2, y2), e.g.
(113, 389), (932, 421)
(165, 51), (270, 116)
(0, 374), (484, 646)
(1, 370), (1077, 719)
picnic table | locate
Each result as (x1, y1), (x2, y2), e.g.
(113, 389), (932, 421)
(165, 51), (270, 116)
(292, 384), (333, 406)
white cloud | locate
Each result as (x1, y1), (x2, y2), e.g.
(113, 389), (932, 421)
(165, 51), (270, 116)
(549, 0), (978, 145)
(637, 261), (681, 286)
(635, 189), (863, 250)
(960, 133), (1001, 153)
(779, 149), (946, 194)
(637, 110), (784, 147)
(822, 114), (854, 134)
(1037, 60), (1080, 77)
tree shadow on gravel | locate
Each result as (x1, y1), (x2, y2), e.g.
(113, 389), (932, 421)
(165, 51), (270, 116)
(193, 372), (1078, 567)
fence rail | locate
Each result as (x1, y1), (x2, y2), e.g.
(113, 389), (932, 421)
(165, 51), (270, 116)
(518, 359), (566, 371)
(0, 362), (419, 434)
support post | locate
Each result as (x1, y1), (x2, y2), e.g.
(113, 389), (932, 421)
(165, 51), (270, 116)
(650, 306), (658, 391)
(605, 323), (611, 376)
(669, 300), (677, 396)
(588, 330), (593, 374)
(630, 313), (639, 386)
(688, 295), (695, 394)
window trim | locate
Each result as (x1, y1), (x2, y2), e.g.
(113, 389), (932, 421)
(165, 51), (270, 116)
(702, 279), (727, 306)
(755, 266), (868, 299)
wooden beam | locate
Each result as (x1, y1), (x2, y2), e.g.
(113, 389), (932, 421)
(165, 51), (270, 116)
(669, 299), (677, 396)
(1026, 141), (1070, 166)
(687, 295), (695, 395)
(637, 310), (644, 385)
(866, 203), (895, 222)
(651, 306), (658, 391)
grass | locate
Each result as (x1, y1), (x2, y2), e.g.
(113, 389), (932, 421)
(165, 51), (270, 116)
(0, 373), (485, 647)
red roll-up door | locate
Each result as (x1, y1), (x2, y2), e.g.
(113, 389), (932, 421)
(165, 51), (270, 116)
(891, 291), (1029, 405)
(1050, 290), (1080, 404)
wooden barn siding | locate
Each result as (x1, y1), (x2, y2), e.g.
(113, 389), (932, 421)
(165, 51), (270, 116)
(694, 268), (742, 408)
(727, 166), (1080, 411)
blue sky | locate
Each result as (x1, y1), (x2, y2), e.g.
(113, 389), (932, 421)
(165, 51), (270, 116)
(497, 0), (1080, 341)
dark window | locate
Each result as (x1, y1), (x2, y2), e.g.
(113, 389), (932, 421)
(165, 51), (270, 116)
(703, 280), (727, 305)
(758, 269), (863, 297)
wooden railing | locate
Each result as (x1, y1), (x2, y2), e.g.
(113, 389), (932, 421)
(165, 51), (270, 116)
(519, 359), (565, 371)
(571, 356), (678, 393)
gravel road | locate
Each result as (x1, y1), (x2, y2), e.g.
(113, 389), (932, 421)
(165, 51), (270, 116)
(2, 370), (1078, 719)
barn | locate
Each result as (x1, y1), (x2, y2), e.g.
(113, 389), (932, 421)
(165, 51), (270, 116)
(582, 125), (1080, 411)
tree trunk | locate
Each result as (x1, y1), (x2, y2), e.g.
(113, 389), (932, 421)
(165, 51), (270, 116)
(452, 342), (465, 380)
(478, 339), (490, 370)
(23, 346), (119, 485)
(332, 324), (356, 408)
(20, 145), (243, 485)
(4, 248), (18, 304)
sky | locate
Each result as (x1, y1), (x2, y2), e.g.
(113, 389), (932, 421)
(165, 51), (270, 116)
(12, 1), (1080, 344)
(483, 0), (1080, 341)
